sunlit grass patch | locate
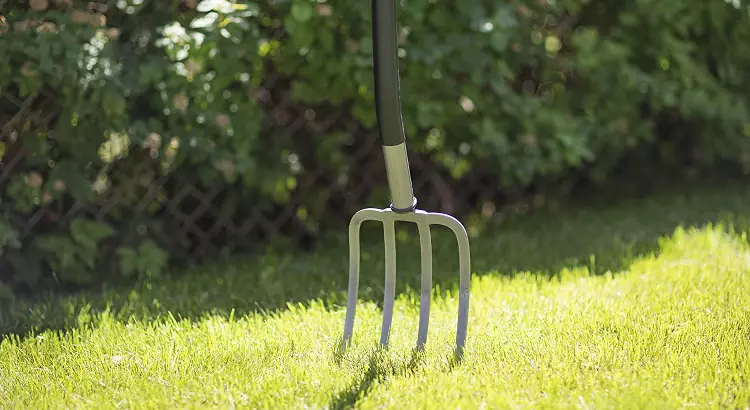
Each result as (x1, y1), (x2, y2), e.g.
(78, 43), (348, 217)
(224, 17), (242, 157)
(1, 223), (748, 409)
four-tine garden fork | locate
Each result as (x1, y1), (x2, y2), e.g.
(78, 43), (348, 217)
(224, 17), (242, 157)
(341, 0), (472, 355)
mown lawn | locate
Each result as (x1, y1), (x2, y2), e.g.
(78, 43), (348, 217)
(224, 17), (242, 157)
(1, 181), (750, 409)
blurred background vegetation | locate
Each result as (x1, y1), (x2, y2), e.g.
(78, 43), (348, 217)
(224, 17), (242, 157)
(1, 0), (750, 295)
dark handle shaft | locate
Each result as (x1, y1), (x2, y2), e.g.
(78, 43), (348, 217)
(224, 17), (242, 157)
(372, 0), (416, 212)
(372, 0), (406, 147)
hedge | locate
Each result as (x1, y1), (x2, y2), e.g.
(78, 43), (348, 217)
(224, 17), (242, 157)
(1, 0), (750, 293)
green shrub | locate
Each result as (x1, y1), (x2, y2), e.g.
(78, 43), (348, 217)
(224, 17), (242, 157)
(1, 0), (750, 292)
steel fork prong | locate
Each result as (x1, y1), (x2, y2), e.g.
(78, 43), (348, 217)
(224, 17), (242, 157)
(342, 208), (378, 347)
(423, 212), (471, 354)
(380, 219), (397, 347)
(416, 221), (432, 350)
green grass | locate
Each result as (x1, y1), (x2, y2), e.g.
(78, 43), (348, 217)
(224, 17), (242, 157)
(2, 181), (750, 409)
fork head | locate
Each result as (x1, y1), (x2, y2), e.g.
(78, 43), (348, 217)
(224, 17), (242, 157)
(341, 207), (471, 356)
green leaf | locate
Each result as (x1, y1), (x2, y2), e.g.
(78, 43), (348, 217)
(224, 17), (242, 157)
(116, 240), (168, 279)
(102, 87), (127, 120)
(36, 235), (80, 271)
(359, 36), (373, 55)
(20, 132), (50, 162)
(69, 218), (115, 252)
(48, 161), (93, 201)
(138, 240), (169, 274)
(116, 247), (139, 277)
(291, 2), (314, 23)
(490, 31), (510, 52)
(191, 12), (219, 29)
(493, 6), (518, 29)
(197, 0), (235, 13)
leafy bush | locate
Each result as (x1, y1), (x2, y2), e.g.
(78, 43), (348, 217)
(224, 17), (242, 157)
(2, 0), (750, 292)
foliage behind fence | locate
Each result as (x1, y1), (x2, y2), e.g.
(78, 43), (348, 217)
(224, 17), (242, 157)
(2, 0), (750, 294)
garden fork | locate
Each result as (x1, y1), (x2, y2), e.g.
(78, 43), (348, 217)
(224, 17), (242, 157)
(341, 0), (471, 355)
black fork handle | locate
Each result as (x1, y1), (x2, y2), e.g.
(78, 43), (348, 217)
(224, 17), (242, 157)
(372, 0), (406, 147)
(372, 0), (417, 212)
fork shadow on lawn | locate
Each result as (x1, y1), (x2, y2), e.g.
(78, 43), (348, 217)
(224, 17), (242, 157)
(328, 342), (463, 410)
(3, 178), (750, 343)
(328, 345), (420, 410)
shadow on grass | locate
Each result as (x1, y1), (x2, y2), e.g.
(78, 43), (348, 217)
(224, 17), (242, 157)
(3, 179), (750, 341)
(329, 346), (430, 410)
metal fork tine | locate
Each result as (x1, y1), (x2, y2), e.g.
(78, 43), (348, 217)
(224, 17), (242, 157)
(342, 210), (366, 347)
(416, 221), (432, 350)
(455, 227), (471, 354)
(380, 219), (397, 347)
(426, 213), (471, 354)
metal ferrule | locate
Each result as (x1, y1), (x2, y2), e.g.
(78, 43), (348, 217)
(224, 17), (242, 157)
(382, 143), (417, 213)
